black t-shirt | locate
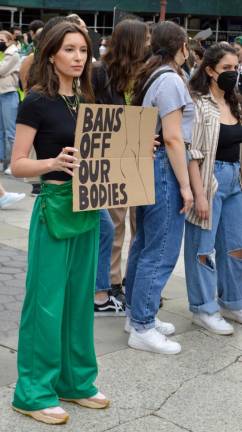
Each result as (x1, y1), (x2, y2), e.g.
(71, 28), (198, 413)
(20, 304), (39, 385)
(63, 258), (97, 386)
(216, 123), (242, 163)
(238, 71), (242, 95)
(17, 91), (81, 181)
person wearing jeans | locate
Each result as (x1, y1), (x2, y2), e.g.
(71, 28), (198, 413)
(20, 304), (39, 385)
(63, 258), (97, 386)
(185, 42), (242, 335)
(95, 210), (125, 316)
(125, 149), (185, 336)
(0, 31), (20, 171)
(185, 162), (242, 321)
(91, 19), (150, 304)
(125, 21), (194, 355)
(0, 91), (19, 166)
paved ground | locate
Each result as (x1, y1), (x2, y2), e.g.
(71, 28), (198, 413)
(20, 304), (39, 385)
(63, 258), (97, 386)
(0, 174), (242, 432)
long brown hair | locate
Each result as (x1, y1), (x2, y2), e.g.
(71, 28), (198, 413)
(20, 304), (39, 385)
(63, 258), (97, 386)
(190, 42), (241, 121)
(32, 21), (94, 102)
(102, 19), (148, 93)
(132, 21), (187, 105)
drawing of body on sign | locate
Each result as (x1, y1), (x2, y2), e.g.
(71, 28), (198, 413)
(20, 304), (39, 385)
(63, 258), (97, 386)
(73, 104), (157, 212)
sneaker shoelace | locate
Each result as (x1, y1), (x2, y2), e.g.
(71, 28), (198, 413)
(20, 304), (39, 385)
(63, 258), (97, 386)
(109, 295), (124, 312)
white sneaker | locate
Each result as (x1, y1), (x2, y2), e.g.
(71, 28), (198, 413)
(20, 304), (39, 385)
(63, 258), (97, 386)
(192, 312), (234, 335)
(128, 327), (181, 355)
(220, 308), (242, 324)
(124, 316), (175, 336)
(4, 166), (12, 175)
(0, 192), (25, 209)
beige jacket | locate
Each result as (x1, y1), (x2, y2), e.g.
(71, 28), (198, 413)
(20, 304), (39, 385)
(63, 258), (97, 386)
(0, 44), (20, 94)
(186, 93), (242, 230)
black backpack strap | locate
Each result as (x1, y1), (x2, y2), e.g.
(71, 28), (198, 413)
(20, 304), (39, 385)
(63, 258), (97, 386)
(140, 68), (175, 104)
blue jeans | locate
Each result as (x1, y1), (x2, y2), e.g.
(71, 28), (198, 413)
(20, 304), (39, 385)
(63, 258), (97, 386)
(185, 161), (242, 314)
(96, 209), (114, 292)
(0, 91), (19, 163)
(125, 148), (185, 331)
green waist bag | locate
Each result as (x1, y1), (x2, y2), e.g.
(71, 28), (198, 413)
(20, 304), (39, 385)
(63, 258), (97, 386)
(39, 181), (99, 240)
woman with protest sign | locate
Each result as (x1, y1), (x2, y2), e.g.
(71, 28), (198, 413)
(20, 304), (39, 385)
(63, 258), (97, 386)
(125, 21), (194, 354)
(10, 21), (109, 425)
(185, 43), (242, 335)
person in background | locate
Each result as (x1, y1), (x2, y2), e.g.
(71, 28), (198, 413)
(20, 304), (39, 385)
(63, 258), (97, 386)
(19, 20), (44, 197)
(99, 36), (111, 58)
(19, 20), (44, 59)
(92, 19), (149, 315)
(10, 26), (22, 46)
(66, 14), (88, 33)
(233, 35), (242, 63)
(0, 182), (25, 209)
(28, 20), (44, 44)
(11, 20), (109, 425)
(126, 21), (194, 354)
(189, 40), (205, 76)
(0, 30), (20, 173)
(10, 27), (28, 57)
(233, 35), (242, 97)
(185, 42), (242, 335)
(94, 211), (124, 315)
(19, 32), (32, 57)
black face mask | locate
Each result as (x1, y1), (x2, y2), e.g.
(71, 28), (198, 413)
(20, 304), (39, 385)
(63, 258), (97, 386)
(216, 70), (238, 92)
(0, 42), (7, 52)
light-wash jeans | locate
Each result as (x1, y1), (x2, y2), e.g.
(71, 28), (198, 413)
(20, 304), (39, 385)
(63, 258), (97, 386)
(125, 148), (185, 331)
(96, 209), (114, 292)
(185, 161), (242, 314)
(0, 91), (19, 165)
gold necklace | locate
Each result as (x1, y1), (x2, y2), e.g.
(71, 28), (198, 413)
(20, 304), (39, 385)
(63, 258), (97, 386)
(61, 94), (79, 120)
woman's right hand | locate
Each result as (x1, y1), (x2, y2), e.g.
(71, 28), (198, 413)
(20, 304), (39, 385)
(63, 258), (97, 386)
(194, 193), (209, 220)
(179, 185), (194, 214)
(49, 147), (80, 177)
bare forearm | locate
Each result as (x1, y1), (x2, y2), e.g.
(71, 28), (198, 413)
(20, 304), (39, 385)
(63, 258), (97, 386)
(188, 159), (205, 197)
(165, 140), (190, 188)
(11, 157), (54, 178)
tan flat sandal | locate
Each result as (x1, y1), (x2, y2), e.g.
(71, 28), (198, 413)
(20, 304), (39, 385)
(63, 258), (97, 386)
(61, 392), (110, 409)
(12, 406), (69, 425)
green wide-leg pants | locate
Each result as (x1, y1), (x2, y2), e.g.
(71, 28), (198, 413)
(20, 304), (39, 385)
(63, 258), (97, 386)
(13, 197), (100, 411)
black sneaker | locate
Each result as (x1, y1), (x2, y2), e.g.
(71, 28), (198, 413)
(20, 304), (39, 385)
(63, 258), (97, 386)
(111, 283), (126, 305)
(159, 296), (164, 309)
(94, 296), (125, 317)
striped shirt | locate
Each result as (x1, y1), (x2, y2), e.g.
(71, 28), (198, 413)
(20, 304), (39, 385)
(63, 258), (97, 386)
(186, 92), (242, 230)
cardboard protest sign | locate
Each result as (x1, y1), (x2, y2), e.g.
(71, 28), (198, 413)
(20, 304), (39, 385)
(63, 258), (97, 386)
(73, 104), (157, 212)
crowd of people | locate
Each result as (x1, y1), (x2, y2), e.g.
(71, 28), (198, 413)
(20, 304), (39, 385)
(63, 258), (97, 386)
(0, 12), (242, 425)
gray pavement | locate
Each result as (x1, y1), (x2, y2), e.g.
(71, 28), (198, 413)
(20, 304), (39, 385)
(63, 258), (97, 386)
(0, 174), (242, 432)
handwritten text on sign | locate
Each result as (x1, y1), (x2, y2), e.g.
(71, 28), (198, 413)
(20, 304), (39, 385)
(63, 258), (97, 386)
(73, 104), (157, 212)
